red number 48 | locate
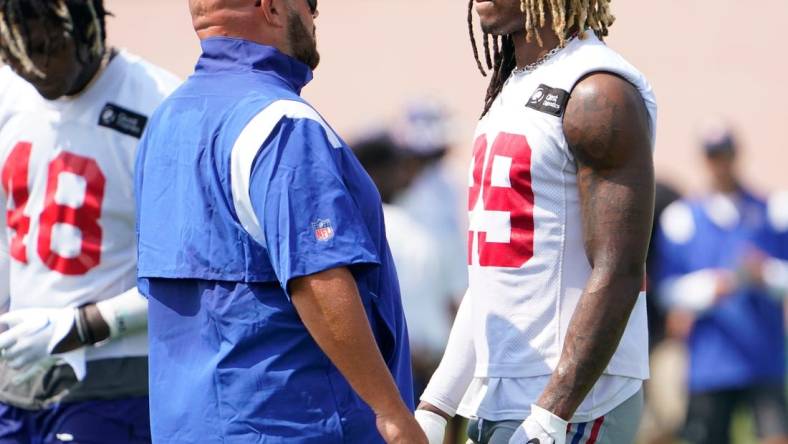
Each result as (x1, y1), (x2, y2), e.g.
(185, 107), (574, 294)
(468, 132), (535, 268)
(2, 141), (105, 275)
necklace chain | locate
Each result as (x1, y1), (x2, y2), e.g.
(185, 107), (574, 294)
(512, 35), (576, 75)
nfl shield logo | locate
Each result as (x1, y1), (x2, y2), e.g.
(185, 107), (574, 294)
(312, 219), (335, 242)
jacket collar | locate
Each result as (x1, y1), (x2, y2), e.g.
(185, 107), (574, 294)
(195, 37), (313, 93)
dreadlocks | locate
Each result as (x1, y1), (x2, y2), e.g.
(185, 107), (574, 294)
(0, 0), (107, 78)
(468, 0), (615, 117)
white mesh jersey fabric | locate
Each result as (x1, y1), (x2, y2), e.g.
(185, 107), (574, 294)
(0, 53), (180, 361)
(466, 32), (656, 382)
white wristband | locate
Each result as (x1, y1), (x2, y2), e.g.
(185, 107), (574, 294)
(530, 404), (568, 437)
(415, 410), (448, 444)
(95, 288), (148, 339)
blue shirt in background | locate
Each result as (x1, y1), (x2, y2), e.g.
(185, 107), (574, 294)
(656, 189), (785, 393)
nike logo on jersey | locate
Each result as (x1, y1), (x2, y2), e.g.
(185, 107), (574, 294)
(98, 103), (148, 139)
(525, 84), (570, 117)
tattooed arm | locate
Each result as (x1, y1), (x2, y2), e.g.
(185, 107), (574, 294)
(536, 72), (654, 420)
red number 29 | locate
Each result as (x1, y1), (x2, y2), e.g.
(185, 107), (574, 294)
(2, 142), (105, 275)
(468, 132), (535, 268)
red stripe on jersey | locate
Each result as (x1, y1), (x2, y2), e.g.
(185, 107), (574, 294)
(586, 416), (605, 444)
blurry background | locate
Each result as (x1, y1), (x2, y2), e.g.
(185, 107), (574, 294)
(107, 0), (788, 195)
(102, 1), (788, 443)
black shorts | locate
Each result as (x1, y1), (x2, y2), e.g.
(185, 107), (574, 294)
(682, 383), (788, 444)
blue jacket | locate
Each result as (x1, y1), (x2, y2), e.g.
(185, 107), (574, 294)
(136, 37), (413, 443)
(655, 190), (785, 393)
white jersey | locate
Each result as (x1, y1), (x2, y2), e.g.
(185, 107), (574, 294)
(383, 204), (452, 356)
(395, 163), (469, 302)
(463, 33), (656, 415)
(0, 51), (180, 362)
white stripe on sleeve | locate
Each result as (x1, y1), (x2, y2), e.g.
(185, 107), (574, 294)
(230, 100), (342, 246)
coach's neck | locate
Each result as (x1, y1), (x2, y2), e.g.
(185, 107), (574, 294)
(190, 0), (290, 54)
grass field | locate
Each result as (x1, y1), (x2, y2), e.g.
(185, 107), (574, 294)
(730, 410), (758, 444)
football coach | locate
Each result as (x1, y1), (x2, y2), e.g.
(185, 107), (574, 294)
(134, 0), (426, 443)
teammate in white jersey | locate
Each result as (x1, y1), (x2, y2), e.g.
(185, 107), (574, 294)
(0, 1), (178, 442)
(415, 1), (656, 444)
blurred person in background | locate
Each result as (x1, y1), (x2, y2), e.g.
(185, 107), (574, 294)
(647, 182), (682, 349)
(0, 0), (179, 442)
(353, 131), (451, 398)
(415, 0), (657, 442)
(389, 102), (471, 444)
(655, 123), (788, 444)
(637, 181), (686, 444)
(391, 101), (469, 309)
(353, 131), (461, 444)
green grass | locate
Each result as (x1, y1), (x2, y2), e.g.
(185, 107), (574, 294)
(731, 408), (758, 444)
(651, 408), (759, 444)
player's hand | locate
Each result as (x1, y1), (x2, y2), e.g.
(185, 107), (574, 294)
(508, 405), (568, 444)
(0, 308), (76, 370)
(739, 248), (768, 287)
(712, 269), (736, 300)
(376, 407), (429, 444)
(415, 409), (448, 444)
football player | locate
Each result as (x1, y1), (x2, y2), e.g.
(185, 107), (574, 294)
(416, 1), (656, 443)
(0, 1), (179, 442)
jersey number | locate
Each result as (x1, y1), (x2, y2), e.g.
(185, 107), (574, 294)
(2, 142), (105, 275)
(468, 132), (535, 268)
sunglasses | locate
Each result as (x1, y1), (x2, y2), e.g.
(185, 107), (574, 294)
(254, 0), (317, 14)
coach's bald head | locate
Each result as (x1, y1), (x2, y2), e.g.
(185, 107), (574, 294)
(190, 0), (320, 69)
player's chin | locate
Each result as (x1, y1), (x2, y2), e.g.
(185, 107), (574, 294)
(478, 15), (518, 36)
(480, 20), (512, 36)
(476, 2), (504, 31)
(31, 80), (69, 101)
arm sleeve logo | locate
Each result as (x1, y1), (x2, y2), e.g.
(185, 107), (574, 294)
(312, 219), (335, 242)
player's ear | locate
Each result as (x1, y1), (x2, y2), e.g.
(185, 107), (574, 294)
(258, 0), (287, 28)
